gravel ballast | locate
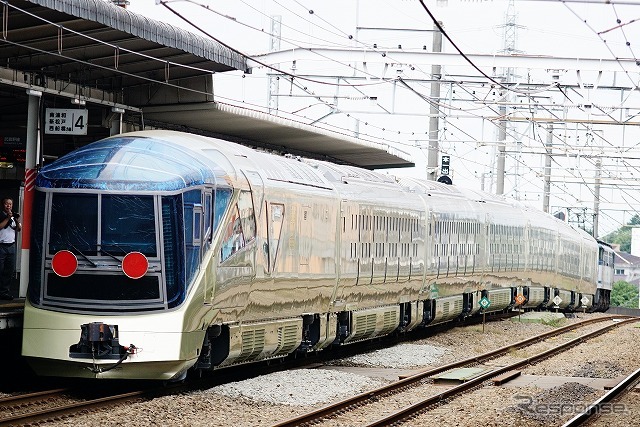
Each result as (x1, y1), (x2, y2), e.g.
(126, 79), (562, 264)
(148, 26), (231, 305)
(37, 313), (637, 427)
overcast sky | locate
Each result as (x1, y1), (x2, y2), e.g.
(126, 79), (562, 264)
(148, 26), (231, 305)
(129, 0), (640, 237)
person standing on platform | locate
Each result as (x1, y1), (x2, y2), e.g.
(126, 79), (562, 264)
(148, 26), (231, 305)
(0, 197), (21, 300)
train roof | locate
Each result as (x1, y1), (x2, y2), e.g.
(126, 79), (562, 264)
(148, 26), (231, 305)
(37, 134), (228, 191)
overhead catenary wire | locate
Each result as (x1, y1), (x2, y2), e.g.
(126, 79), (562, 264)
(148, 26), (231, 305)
(158, 0), (640, 235)
(159, 1), (395, 88)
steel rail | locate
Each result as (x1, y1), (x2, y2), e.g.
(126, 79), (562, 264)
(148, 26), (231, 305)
(0, 365), (268, 427)
(0, 381), (199, 426)
(0, 388), (68, 406)
(561, 366), (640, 427)
(364, 318), (639, 427)
(271, 315), (630, 427)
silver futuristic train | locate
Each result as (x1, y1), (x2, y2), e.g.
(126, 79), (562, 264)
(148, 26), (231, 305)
(21, 130), (612, 380)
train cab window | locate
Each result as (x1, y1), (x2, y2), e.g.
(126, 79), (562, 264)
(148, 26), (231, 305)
(101, 195), (157, 256)
(49, 193), (98, 255)
(49, 193), (158, 257)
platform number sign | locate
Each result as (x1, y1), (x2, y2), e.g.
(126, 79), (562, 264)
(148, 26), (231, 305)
(45, 108), (88, 135)
(479, 296), (491, 310)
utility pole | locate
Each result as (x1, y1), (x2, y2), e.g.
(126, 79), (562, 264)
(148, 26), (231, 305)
(542, 124), (553, 214)
(593, 159), (601, 238)
(427, 22), (442, 181)
(496, 105), (506, 195)
(267, 15), (282, 115)
(495, 0), (521, 195)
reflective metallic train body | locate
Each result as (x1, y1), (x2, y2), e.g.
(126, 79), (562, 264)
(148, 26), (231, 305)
(21, 130), (612, 380)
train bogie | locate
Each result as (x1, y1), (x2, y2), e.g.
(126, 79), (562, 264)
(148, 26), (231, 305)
(483, 288), (516, 312)
(429, 295), (464, 325)
(339, 305), (400, 344)
(522, 286), (546, 309)
(212, 318), (303, 368)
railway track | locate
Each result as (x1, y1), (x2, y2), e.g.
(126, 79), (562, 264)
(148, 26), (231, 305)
(0, 347), (326, 426)
(272, 316), (637, 427)
(561, 366), (640, 427)
(0, 378), (229, 426)
(0, 385), (165, 426)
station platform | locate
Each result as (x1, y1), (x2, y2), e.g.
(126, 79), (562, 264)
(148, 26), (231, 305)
(0, 297), (24, 330)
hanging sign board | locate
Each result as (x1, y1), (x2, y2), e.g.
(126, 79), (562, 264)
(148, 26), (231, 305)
(441, 155), (450, 175)
(45, 108), (88, 135)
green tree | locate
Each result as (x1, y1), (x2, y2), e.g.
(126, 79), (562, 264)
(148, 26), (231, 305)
(601, 215), (640, 253)
(610, 280), (639, 308)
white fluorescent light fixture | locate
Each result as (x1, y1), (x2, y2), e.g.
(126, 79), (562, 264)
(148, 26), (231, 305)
(26, 89), (42, 97)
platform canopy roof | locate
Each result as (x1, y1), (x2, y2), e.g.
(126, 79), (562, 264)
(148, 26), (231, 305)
(0, 0), (413, 169)
(143, 102), (413, 169)
(1, 0), (246, 87)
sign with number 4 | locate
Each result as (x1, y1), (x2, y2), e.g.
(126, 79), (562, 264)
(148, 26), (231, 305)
(45, 108), (88, 135)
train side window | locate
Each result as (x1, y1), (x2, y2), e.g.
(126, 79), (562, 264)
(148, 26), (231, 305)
(183, 189), (202, 284)
(214, 188), (232, 231)
(192, 204), (203, 245)
(204, 191), (212, 243)
(237, 191), (256, 242)
(220, 204), (245, 262)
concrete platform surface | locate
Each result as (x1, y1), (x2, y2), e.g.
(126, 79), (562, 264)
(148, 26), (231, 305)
(0, 297), (24, 330)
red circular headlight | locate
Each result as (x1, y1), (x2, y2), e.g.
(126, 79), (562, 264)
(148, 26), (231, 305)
(122, 252), (148, 279)
(51, 250), (78, 277)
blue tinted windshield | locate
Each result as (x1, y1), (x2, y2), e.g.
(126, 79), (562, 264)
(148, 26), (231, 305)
(49, 193), (157, 257)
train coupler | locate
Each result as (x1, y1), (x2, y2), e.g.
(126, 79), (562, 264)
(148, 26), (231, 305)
(69, 322), (126, 360)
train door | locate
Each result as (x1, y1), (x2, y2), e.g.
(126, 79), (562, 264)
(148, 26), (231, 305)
(398, 211), (411, 282)
(398, 213), (411, 283)
(266, 201), (285, 274)
(334, 201), (359, 305)
(212, 190), (256, 311)
(359, 207), (373, 285)
(299, 204), (311, 269)
(243, 170), (266, 276)
(201, 188), (213, 303)
(372, 211), (386, 285)
(183, 189), (203, 287)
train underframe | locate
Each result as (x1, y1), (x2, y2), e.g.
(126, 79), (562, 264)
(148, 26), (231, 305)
(192, 284), (604, 376)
